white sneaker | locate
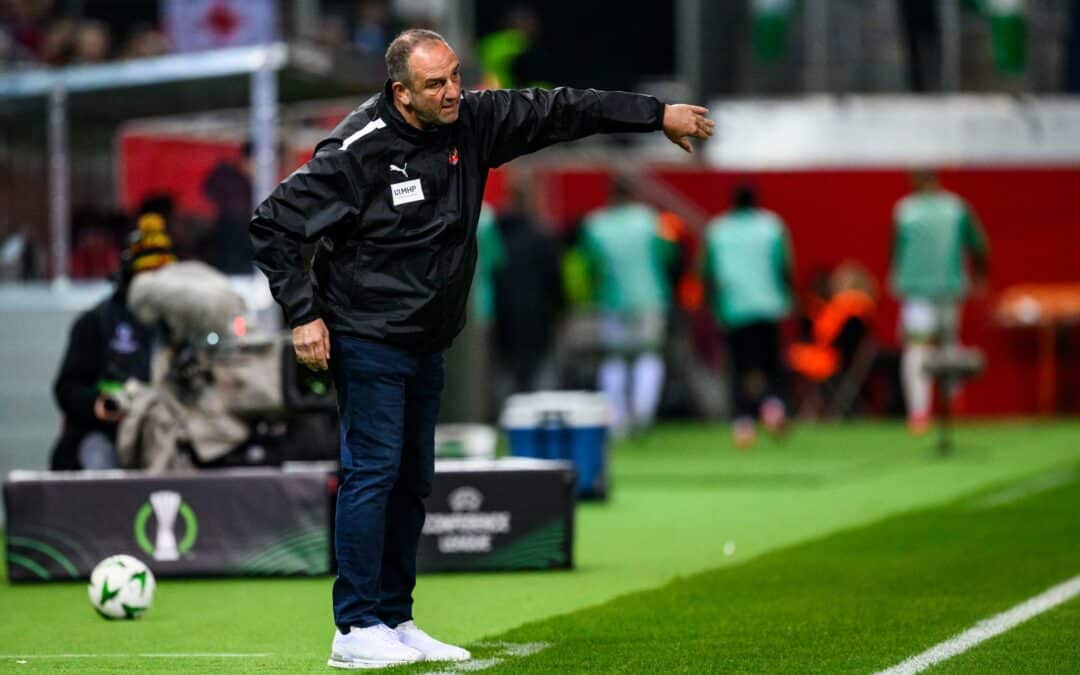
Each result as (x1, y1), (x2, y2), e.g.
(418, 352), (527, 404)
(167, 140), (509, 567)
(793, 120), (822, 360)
(327, 624), (424, 669)
(393, 621), (471, 662)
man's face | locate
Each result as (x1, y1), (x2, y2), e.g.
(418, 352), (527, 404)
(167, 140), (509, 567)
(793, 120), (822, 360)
(396, 41), (462, 126)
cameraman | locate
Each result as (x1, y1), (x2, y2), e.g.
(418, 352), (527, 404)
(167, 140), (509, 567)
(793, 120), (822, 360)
(50, 214), (176, 470)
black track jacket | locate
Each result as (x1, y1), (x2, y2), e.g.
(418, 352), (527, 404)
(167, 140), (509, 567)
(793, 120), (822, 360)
(251, 81), (665, 352)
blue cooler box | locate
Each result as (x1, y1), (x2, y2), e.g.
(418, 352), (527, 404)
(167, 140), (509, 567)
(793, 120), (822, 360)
(500, 391), (611, 499)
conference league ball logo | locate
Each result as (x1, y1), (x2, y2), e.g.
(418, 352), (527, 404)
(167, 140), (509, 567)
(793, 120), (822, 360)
(133, 491), (198, 561)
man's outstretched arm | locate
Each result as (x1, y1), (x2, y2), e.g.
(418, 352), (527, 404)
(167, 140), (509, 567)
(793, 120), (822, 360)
(470, 87), (714, 167)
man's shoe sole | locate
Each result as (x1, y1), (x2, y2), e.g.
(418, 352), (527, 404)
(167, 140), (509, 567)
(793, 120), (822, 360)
(420, 652), (471, 662)
(327, 655), (421, 669)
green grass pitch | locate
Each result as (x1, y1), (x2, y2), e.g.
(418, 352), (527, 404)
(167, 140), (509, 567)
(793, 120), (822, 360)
(2, 421), (1078, 673)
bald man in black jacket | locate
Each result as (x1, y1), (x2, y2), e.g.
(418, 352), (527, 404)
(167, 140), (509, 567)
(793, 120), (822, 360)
(250, 28), (713, 670)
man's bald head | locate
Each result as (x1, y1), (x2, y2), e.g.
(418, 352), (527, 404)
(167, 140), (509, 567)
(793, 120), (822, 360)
(386, 29), (462, 128)
(386, 29), (449, 87)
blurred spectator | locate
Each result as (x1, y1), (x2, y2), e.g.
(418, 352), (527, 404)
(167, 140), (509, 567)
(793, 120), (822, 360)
(580, 177), (675, 436)
(702, 184), (794, 448)
(38, 16), (73, 64)
(28, 17), (113, 66)
(890, 169), (988, 434)
(389, 0), (439, 28)
(471, 203), (504, 327)
(50, 213), (177, 470)
(1, 1), (166, 67)
(0, 0), (53, 64)
(476, 5), (544, 88)
(71, 19), (110, 63)
(898, 0), (941, 92)
(0, 223), (44, 280)
(69, 206), (121, 279)
(1068, 0), (1080, 92)
(492, 177), (563, 401)
(317, 12), (349, 50)
(351, 0), (397, 56)
(140, 194), (209, 262)
(197, 141), (255, 275)
(652, 209), (707, 325)
(70, 226), (118, 278)
(0, 28), (11, 63)
(120, 22), (169, 60)
(469, 202), (503, 420)
(788, 262), (878, 417)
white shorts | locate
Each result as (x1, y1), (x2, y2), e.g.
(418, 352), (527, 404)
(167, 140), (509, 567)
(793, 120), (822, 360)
(599, 313), (667, 353)
(900, 299), (960, 343)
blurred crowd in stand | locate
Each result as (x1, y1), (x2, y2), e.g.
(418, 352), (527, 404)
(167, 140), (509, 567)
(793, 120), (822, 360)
(4, 0), (1080, 93)
(314, 0), (406, 54)
(0, 0), (168, 68)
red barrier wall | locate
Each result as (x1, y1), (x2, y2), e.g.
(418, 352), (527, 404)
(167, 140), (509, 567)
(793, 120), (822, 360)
(120, 134), (246, 218)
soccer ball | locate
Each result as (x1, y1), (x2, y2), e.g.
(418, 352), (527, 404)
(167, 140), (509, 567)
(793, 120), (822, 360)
(87, 555), (156, 620)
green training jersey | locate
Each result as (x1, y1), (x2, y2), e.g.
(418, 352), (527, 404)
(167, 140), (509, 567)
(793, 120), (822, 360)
(471, 204), (504, 325)
(891, 190), (987, 301)
(704, 207), (793, 328)
(580, 203), (673, 315)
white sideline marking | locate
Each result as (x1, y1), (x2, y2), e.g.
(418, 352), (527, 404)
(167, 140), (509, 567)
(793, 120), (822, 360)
(423, 660), (502, 675)
(1, 653), (272, 659)
(476, 641), (549, 657)
(454, 658), (504, 671)
(420, 642), (551, 674)
(969, 469), (1077, 510)
(875, 574), (1080, 675)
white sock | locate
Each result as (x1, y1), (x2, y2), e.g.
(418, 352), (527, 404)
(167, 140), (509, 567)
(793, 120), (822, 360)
(902, 344), (933, 418)
(598, 357), (629, 431)
(631, 352), (665, 428)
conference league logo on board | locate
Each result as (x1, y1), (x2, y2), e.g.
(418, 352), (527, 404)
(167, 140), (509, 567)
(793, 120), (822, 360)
(133, 490), (199, 561)
(422, 486), (511, 553)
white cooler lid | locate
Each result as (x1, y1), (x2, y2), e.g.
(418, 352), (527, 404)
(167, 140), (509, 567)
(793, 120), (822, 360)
(499, 390), (611, 429)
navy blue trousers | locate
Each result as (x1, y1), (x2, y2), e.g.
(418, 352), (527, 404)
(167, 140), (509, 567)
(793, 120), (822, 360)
(329, 334), (444, 631)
